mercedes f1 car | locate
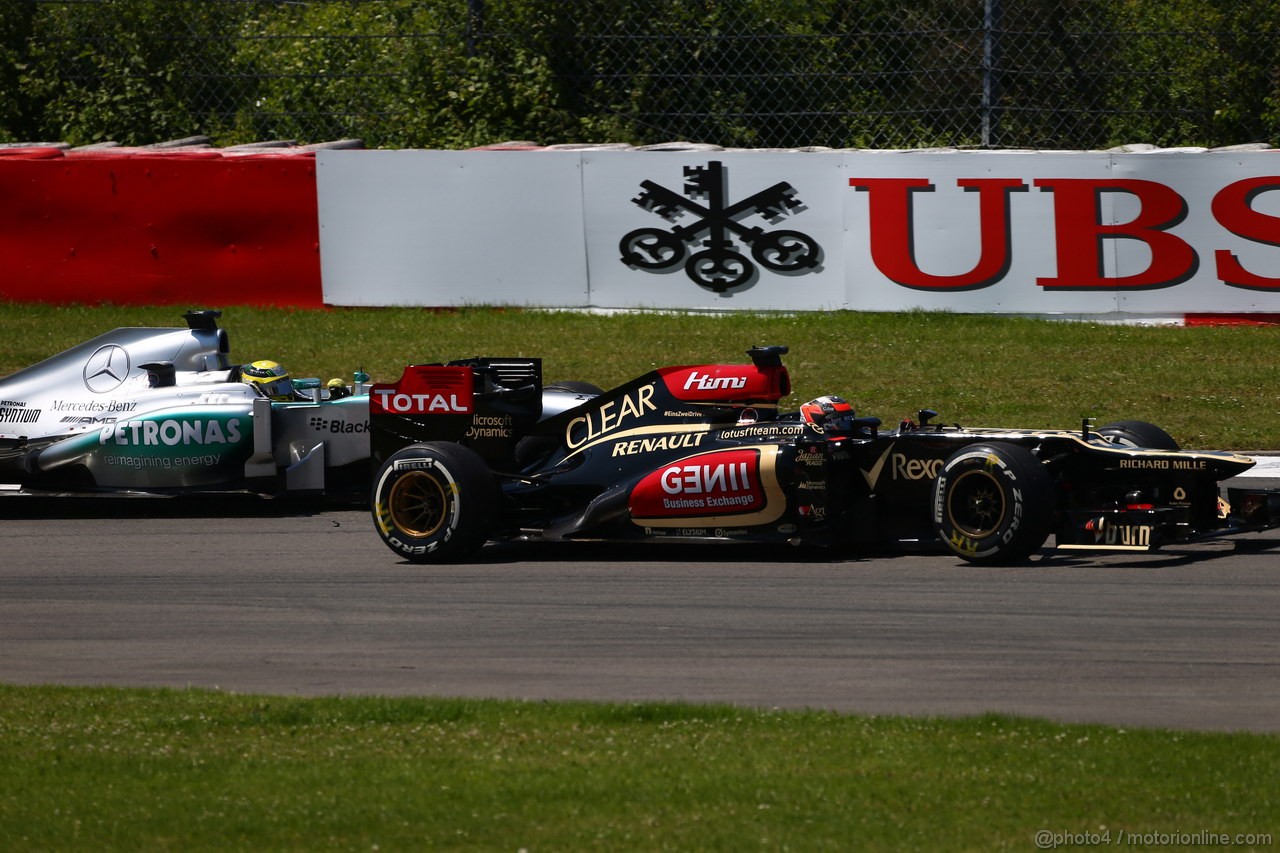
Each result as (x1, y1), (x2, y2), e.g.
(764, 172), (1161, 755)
(370, 346), (1280, 564)
(0, 311), (371, 498)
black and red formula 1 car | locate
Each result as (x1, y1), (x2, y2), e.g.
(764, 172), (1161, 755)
(368, 346), (1280, 564)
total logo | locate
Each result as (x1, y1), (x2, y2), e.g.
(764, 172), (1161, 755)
(99, 417), (244, 447)
(371, 389), (470, 414)
(371, 366), (475, 416)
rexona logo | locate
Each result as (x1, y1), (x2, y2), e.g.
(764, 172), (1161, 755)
(619, 160), (822, 294)
(630, 448), (765, 518)
(99, 416), (244, 447)
(371, 366), (474, 415)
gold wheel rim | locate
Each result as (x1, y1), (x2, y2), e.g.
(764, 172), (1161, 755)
(388, 470), (448, 538)
(947, 469), (1006, 538)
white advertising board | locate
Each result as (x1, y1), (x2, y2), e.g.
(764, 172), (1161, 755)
(844, 151), (1280, 314)
(317, 150), (588, 306)
(581, 153), (845, 310)
(317, 149), (1280, 316)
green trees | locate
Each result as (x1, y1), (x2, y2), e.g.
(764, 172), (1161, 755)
(1, 0), (1276, 150)
(1105, 0), (1280, 147)
(11, 0), (246, 145)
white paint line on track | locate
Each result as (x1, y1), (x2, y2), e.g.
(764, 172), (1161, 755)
(1240, 455), (1280, 478)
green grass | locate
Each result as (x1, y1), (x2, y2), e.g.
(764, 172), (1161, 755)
(1, 686), (1276, 851)
(3, 302), (1279, 449)
(4, 304), (1280, 847)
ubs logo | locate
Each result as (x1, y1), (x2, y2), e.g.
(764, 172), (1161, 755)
(619, 160), (822, 293)
(83, 345), (131, 393)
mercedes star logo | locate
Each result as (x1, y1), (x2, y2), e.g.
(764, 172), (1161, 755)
(83, 344), (131, 393)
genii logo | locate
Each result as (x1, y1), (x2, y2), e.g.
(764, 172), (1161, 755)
(630, 448), (766, 519)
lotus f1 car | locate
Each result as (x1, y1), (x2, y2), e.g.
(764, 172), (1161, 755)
(370, 346), (1280, 564)
(0, 311), (371, 498)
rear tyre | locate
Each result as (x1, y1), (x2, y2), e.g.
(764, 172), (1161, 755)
(1096, 420), (1179, 450)
(545, 380), (603, 396)
(932, 442), (1054, 565)
(372, 442), (497, 564)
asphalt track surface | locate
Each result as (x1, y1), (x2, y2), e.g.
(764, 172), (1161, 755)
(4, 485), (1279, 733)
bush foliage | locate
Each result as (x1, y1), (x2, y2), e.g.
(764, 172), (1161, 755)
(1, 0), (1278, 149)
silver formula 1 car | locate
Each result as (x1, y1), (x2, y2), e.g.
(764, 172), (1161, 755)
(0, 311), (371, 498)
(368, 346), (1280, 564)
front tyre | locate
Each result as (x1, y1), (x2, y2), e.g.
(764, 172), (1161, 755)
(932, 442), (1054, 565)
(1096, 420), (1179, 450)
(372, 443), (497, 564)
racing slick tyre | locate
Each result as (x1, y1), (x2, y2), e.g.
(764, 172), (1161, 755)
(1096, 420), (1179, 451)
(932, 442), (1055, 565)
(372, 442), (498, 564)
(545, 380), (604, 396)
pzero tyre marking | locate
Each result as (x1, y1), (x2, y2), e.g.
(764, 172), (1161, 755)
(372, 442), (497, 564)
(932, 442), (1054, 565)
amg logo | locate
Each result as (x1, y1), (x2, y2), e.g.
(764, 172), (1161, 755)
(683, 371), (747, 392)
(894, 454), (944, 481)
(62, 415), (116, 425)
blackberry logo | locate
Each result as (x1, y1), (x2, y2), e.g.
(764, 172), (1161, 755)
(309, 416), (368, 434)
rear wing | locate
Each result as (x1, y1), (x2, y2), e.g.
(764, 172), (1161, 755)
(369, 357), (542, 469)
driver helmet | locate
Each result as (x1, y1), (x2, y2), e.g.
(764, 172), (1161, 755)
(326, 377), (351, 399)
(242, 360), (295, 401)
(800, 395), (856, 434)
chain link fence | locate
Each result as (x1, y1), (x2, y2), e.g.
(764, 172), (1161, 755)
(6, 0), (1279, 150)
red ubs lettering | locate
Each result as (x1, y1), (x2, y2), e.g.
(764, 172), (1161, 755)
(849, 175), (1280, 291)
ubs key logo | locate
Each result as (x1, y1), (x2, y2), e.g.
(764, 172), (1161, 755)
(620, 160), (822, 293)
